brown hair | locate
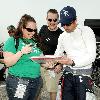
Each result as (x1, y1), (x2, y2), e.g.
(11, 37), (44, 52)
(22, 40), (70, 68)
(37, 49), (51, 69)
(15, 14), (36, 38)
(14, 14), (46, 51)
(47, 9), (59, 19)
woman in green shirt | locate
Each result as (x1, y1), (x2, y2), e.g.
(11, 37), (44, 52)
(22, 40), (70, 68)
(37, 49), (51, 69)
(3, 14), (45, 100)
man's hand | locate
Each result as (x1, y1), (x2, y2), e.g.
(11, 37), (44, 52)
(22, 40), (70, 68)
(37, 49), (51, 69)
(21, 44), (32, 54)
(41, 60), (55, 69)
(56, 56), (73, 65)
(54, 64), (63, 74)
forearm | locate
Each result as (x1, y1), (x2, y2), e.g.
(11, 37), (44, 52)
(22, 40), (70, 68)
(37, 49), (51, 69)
(4, 51), (23, 67)
(73, 54), (96, 68)
(57, 58), (74, 66)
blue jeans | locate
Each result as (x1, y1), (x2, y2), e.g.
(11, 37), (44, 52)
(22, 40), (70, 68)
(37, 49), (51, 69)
(61, 73), (95, 100)
(6, 74), (43, 100)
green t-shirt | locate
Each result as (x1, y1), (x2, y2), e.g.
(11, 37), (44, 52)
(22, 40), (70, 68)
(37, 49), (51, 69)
(3, 37), (42, 78)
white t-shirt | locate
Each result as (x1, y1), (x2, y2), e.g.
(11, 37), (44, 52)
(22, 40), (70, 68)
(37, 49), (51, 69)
(55, 25), (96, 69)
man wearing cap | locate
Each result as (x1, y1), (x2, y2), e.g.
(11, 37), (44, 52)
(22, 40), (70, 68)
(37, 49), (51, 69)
(54, 6), (96, 100)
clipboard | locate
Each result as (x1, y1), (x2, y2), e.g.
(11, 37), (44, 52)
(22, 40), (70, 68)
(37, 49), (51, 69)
(30, 55), (62, 63)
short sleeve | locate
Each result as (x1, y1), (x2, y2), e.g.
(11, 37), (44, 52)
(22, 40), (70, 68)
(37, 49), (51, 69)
(39, 25), (47, 36)
(3, 37), (16, 53)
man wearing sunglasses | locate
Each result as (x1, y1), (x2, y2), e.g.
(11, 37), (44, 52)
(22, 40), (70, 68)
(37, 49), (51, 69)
(39, 9), (63, 100)
(54, 6), (97, 100)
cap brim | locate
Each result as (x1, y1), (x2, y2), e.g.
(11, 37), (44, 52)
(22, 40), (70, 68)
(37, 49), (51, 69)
(59, 17), (76, 27)
(59, 20), (72, 27)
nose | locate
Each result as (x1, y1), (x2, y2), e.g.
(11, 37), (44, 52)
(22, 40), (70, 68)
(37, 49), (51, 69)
(28, 31), (35, 37)
(31, 32), (35, 36)
(50, 20), (55, 23)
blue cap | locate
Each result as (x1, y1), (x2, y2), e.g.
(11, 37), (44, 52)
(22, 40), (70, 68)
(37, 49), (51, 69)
(59, 6), (76, 26)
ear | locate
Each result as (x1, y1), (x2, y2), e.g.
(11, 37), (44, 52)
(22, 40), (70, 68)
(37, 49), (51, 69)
(74, 19), (77, 23)
(73, 19), (77, 25)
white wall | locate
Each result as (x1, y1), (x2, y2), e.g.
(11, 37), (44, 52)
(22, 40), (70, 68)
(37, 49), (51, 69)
(0, 0), (100, 43)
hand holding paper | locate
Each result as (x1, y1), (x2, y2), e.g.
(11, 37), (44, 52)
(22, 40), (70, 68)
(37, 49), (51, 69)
(30, 55), (62, 69)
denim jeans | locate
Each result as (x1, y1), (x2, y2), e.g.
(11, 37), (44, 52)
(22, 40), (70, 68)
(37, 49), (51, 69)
(62, 73), (95, 100)
(6, 74), (43, 100)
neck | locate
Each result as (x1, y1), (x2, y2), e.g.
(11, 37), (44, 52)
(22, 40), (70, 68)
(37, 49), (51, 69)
(48, 27), (58, 31)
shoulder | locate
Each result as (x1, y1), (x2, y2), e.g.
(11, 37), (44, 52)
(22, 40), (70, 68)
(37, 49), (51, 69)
(58, 31), (68, 40)
(57, 27), (63, 33)
(39, 25), (48, 35)
(79, 25), (93, 33)
(4, 37), (15, 45)
(78, 25), (95, 41)
(3, 37), (16, 53)
(40, 25), (48, 30)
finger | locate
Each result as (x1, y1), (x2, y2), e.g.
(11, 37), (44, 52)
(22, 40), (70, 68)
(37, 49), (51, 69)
(29, 43), (34, 47)
(54, 69), (60, 73)
(27, 43), (32, 47)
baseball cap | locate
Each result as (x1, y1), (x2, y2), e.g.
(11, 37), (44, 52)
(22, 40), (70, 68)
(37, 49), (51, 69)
(59, 6), (76, 27)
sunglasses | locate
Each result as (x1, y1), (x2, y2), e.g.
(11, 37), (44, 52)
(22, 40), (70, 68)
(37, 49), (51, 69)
(24, 27), (37, 32)
(48, 19), (57, 22)
(61, 21), (73, 27)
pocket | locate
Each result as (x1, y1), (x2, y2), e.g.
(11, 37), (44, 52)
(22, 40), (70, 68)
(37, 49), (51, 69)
(6, 75), (17, 87)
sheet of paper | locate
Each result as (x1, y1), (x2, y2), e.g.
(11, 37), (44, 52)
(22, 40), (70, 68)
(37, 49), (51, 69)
(30, 55), (62, 64)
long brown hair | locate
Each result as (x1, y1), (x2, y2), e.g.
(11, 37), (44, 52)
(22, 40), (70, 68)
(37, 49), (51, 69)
(14, 14), (46, 51)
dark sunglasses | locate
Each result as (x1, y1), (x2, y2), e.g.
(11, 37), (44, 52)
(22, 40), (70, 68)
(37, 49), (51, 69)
(25, 27), (37, 32)
(61, 21), (73, 27)
(48, 19), (57, 22)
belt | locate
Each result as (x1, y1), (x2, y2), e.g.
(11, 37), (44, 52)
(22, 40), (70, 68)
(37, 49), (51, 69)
(64, 67), (92, 75)
(8, 73), (41, 82)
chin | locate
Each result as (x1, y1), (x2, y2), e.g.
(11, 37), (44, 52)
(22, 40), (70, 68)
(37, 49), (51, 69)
(65, 29), (71, 33)
(50, 27), (56, 30)
(28, 37), (32, 39)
